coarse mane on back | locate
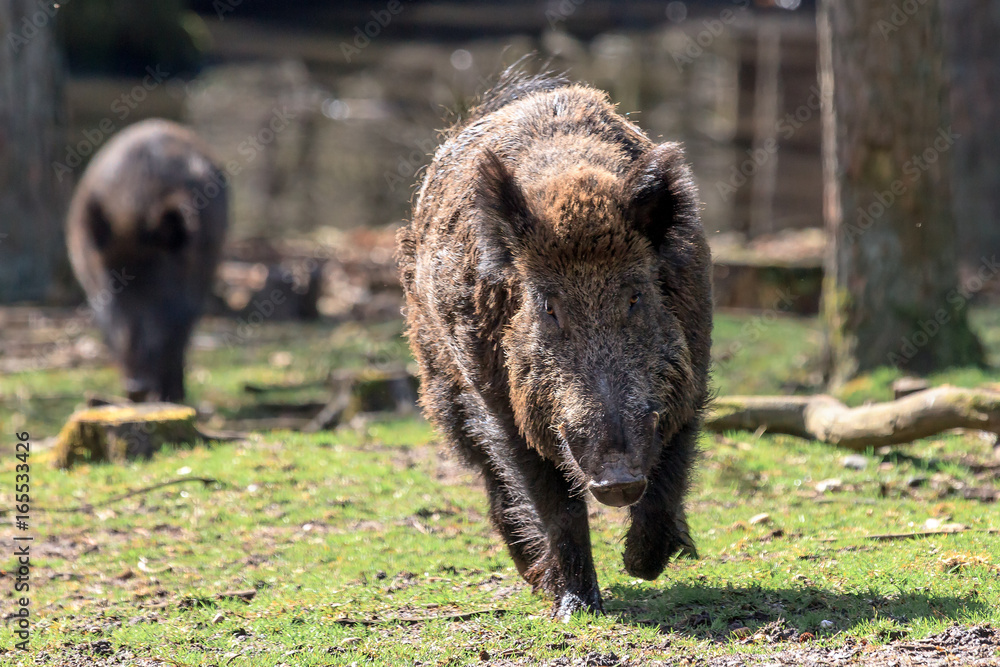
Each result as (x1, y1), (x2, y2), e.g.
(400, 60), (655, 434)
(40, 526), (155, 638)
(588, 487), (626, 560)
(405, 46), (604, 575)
(452, 59), (570, 131)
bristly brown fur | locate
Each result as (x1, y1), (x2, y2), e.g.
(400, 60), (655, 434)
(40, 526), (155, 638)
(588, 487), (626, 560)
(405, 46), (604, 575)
(397, 66), (712, 619)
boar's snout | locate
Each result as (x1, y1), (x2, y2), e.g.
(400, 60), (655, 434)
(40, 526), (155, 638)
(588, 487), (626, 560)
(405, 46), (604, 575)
(561, 410), (660, 507)
(114, 316), (187, 403)
(587, 411), (660, 507)
(124, 369), (183, 403)
(589, 468), (647, 507)
(125, 378), (151, 403)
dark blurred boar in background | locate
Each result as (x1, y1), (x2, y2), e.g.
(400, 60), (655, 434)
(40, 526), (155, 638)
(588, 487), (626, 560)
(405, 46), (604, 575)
(66, 119), (228, 402)
(398, 69), (712, 619)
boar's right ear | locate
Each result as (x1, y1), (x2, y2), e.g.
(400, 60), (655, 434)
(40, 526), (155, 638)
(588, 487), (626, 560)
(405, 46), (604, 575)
(86, 198), (113, 251)
(474, 149), (535, 277)
(624, 143), (700, 249)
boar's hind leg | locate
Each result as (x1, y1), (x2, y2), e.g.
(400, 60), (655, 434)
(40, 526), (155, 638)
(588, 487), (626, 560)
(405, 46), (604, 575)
(521, 459), (602, 620)
(623, 421), (699, 580)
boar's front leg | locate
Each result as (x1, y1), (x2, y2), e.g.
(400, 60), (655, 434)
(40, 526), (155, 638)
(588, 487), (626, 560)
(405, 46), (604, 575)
(480, 464), (540, 577)
(519, 456), (602, 620)
(623, 421), (699, 580)
(460, 390), (600, 618)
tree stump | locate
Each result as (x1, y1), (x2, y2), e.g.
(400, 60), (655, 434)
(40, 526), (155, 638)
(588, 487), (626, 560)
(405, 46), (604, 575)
(53, 403), (202, 468)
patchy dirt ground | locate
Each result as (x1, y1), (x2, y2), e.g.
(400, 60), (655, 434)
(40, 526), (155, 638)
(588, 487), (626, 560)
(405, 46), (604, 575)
(19, 624), (1000, 666)
(706, 624), (999, 666)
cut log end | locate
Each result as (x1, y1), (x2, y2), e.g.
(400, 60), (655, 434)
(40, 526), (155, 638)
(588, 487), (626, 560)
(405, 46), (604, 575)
(705, 385), (1000, 451)
(53, 403), (201, 468)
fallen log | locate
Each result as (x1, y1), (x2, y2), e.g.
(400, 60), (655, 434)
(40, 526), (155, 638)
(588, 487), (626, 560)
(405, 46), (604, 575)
(705, 385), (1000, 451)
(244, 366), (419, 414)
(301, 368), (418, 432)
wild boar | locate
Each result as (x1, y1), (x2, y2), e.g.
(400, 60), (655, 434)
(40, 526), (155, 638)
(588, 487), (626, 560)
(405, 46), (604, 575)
(397, 69), (712, 619)
(66, 119), (228, 402)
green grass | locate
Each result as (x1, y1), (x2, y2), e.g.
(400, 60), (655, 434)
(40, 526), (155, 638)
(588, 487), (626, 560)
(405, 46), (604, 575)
(1, 310), (998, 665)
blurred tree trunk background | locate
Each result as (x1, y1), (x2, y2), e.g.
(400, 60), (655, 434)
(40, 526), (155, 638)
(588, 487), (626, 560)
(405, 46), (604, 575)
(942, 1), (1000, 270)
(54, 0), (202, 76)
(0, 0), (70, 303)
(818, 0), (983, 386)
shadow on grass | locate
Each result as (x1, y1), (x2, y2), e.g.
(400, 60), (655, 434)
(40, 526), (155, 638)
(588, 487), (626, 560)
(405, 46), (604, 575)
(879, 450), (951, 473)
(881, 449), (1000, 475)
(604, 582), (982, 641)
(222, 401), (326, 420)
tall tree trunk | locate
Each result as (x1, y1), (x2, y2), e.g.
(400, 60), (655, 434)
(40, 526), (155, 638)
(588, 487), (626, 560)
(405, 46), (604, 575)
(0, 0), (69, 303)
(942, 1), (1000, 271)
(818, 0), (983, 387)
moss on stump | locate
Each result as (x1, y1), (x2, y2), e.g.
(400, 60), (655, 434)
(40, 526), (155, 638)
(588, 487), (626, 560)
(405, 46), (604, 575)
(53, 403), (201, 468)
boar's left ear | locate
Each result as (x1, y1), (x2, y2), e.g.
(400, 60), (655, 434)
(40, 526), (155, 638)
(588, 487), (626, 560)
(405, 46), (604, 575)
(624, 143), (700, 248)
(474, 149), (536, 277)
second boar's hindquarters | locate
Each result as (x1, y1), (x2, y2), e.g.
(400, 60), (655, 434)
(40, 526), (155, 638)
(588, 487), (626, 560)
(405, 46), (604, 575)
(398, 67), (711, 620)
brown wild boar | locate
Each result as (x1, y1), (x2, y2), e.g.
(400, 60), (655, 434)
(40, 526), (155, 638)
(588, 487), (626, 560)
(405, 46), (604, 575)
(398, 69), (712, 619)
(66, 119), (228, 402)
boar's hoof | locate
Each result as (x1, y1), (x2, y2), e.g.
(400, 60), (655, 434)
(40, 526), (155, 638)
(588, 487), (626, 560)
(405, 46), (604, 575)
(623, 514), (699, 581)
(553, 588), (603, 622)
(622, 550), (666, 581)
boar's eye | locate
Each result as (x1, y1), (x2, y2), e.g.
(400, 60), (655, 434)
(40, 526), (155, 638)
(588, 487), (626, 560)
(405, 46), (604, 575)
(629, 293), (641, 311)
(544, 299), (559, 324)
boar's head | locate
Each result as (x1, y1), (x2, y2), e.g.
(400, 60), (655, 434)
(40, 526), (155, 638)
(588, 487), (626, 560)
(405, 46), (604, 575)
(84, 192), (202, 403)
(475, 145), (700, 507)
